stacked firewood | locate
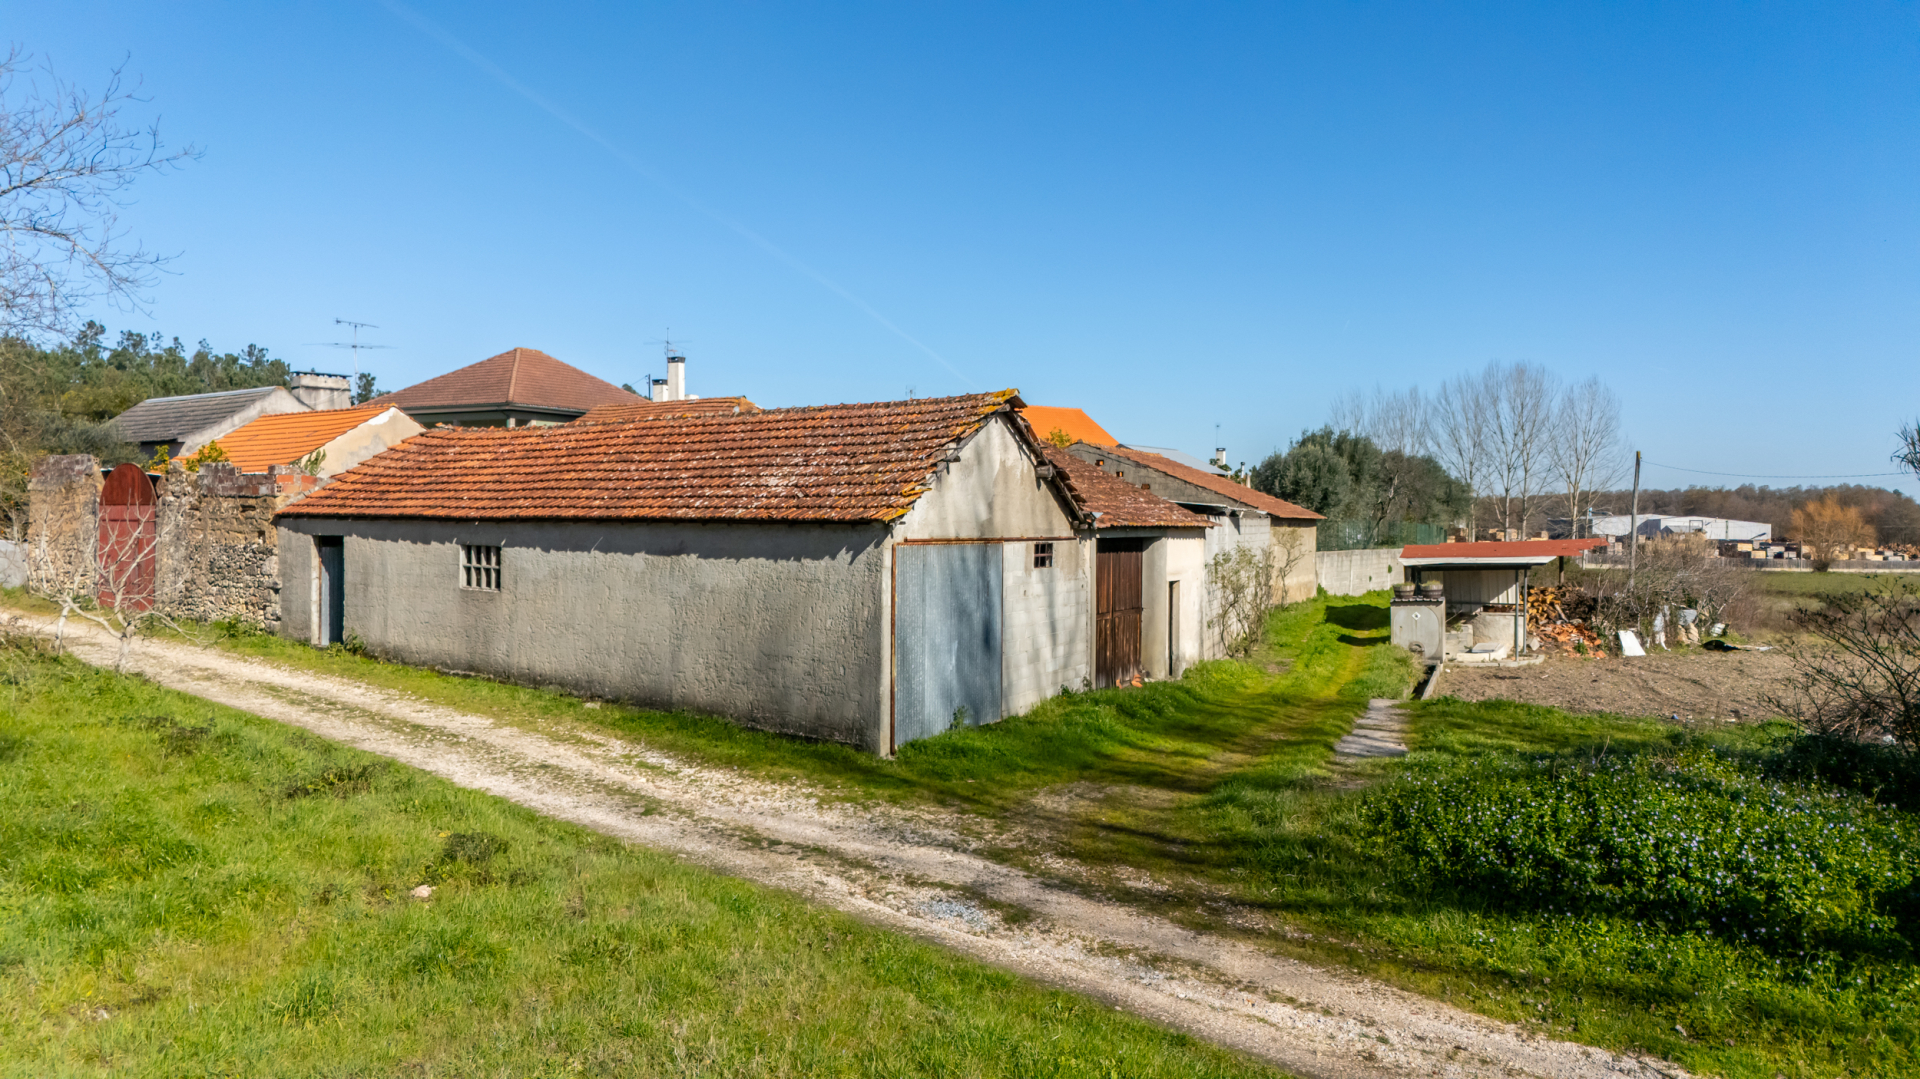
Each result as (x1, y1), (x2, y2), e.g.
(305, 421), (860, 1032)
(1527, 584), (1606, 654)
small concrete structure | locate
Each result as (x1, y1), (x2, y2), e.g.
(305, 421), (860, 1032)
(212, 405), (424, 478)
(1397, 539), (1606, 662)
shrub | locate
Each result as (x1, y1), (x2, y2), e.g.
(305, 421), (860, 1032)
(1361, 749), (1920, 956)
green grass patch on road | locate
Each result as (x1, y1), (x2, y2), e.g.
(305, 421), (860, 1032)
(0, 633), (1277, 1079)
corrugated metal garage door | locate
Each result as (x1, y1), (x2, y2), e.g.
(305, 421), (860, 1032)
(894, 543), (1002, 750)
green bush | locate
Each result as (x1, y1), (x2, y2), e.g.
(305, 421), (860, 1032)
(1361, 749), (1920, 955)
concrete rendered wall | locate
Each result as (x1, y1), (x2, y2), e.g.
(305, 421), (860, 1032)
(277, 517), (891, 751)
(1315, 547), (1402, 596)
(315, 407), (425, 477)
(1273, 522), (1318, 602)
(1134, 531), (1206, 678)
(1000, 537), (1090, 713)
(895, 416), (1078, 541)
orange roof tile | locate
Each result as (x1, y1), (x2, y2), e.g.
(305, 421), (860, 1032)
(376, 347), (643, 414)
(1400, 539), (1605, 562)
(1043, 447), (1211, 529)
(572, 396), (762, 424)
(279, 391), (1030, 523)
(211, 405), (392, 473)
(1020, 405), (1118, 447)
(1094, 444), (1324, 520)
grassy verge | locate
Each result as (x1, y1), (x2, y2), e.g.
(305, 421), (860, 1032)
(0, 633), (1279, 1078)
(15, 586), (1914, 1076)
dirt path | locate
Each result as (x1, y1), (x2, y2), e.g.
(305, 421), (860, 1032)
(1440, 649), (1792, 724)
(14, 614), (1690, 1079)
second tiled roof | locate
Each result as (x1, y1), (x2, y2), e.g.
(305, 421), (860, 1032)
(279, 391), (1025, 522)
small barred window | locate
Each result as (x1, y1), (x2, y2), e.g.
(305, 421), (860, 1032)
(461, 544), (501, 590)
(1033, 542), (1054, 569)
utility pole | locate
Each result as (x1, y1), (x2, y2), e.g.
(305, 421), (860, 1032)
(1628, 450), (1641, 589)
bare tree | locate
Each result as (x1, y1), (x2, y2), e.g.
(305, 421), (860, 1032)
(1548, 377), (1626, 538)
(1483, 362), (1557, 538)
(2, 48), (196, 337)
(1767, 579), (1920, 753)
(1208, 545), (1276, 658)
(1331, 385), (1431, 455)
(25, 463), (181, 672)
(1432, 374), (1491, 537)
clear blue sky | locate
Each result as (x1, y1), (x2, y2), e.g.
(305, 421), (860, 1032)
(14, 2), (1920, 494)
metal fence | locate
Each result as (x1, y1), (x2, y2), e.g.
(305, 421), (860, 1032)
(1316, 519), (1447, 552)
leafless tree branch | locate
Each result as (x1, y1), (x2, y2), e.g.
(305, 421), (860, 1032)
(0, 47), (197, 338)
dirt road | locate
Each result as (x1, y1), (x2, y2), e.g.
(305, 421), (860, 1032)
(15, 614), (1689, 1079)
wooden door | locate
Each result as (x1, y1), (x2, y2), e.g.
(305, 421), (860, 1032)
(1095, 539), (1144, 687)
(96, 463), (156, 613)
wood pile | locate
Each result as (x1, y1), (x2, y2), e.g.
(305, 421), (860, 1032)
(1527, 585), (1605, 654)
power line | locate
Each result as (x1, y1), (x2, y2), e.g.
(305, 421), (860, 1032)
(1646, 461), (1909, 480)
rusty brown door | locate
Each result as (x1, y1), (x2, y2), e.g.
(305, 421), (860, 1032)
(97, 463), (156, 613)
(1095, 539), (1145, 687)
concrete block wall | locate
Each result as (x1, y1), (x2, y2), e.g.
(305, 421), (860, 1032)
(1315, 548), (1403, 596)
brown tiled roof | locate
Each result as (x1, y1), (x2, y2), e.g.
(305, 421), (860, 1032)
(376, 347), (643, 414)
(571, 396), (761, 424)
(1094, 444), (1324, 520)
(1043, 447), (1211, 529)
(279, 391), (1028, 523)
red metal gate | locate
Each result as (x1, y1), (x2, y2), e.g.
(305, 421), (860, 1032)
(1096, 539), (1144, 687)
(97, 463), (156, 613)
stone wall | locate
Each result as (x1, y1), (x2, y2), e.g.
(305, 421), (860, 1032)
(25, 455), (105, 596)
(158, 463), (324, 629)
(26, 455), (322, 628)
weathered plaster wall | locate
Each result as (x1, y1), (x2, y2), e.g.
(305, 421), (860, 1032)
(277, 517), (891, 750)
(1130, 531), (1206, 678)
(896, 416), (1076, 541)
(1273, 522), (1319, 602)
(1315, 546), (1401, 597)
(314, 407), (424, 477)
(999, 536), (1091, 714)
(174, 387), (310, 457)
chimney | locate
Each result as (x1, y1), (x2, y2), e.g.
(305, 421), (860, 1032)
(1211, 447), (1227, 469)
(666, 353), (686, 401)
(649, 376), (669, 402)
(290, 371), (351, 411)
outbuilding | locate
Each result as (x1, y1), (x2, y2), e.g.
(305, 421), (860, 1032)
(1396, 539), (1607, 661)
(275, 390), (1211, 753)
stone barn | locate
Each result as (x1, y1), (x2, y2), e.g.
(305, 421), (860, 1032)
(274, 390), (1210, 753)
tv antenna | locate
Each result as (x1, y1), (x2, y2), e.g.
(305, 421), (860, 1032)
(645, 328), (690, 362)
(306, 318), (395, 380)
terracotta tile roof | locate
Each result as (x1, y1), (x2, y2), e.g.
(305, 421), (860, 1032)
(1400, 539), (1606, 562)
(571, 396), (762, 424)
(375, 347), (643, 414)
(279, 391), (1029, 523)
(1043, 447), (1211, 529)
(1020, 405), (1118, 447)
(1094, 443), (1324, 520)
(112, 386), (293, 442)
(211, 405), (394, 472)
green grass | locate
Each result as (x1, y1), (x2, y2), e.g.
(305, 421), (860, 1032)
(0, 634), (1280, 1078)
(13, 587), (1917, 1076)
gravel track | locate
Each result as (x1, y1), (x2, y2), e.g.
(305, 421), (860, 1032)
(14, 614), (1692, 1079)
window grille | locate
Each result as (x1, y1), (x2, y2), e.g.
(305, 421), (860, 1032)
(1033, 542), (1054, 569)
(461, 544), (501, 590)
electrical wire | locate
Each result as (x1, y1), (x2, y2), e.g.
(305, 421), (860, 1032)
(1645, 462), (1909, 481)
